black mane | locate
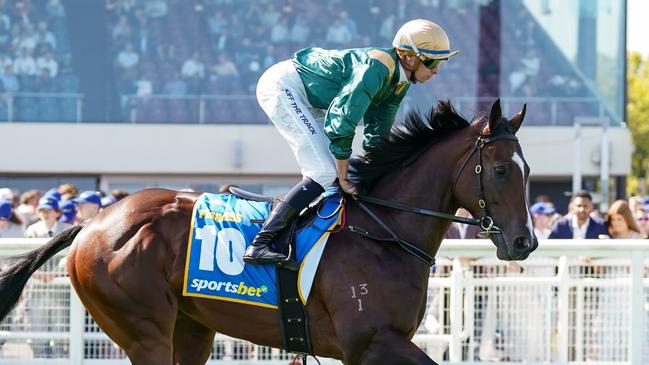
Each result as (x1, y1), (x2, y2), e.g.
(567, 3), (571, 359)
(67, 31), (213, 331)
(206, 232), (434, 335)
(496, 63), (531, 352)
(349, 100), (470, 191)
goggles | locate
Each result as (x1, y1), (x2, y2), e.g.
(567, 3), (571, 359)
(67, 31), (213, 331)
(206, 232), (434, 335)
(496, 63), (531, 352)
(420, 56), (444, 70)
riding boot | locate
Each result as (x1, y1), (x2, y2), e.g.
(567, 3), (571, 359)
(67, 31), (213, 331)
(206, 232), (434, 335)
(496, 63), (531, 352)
(244, 178), (324, 267)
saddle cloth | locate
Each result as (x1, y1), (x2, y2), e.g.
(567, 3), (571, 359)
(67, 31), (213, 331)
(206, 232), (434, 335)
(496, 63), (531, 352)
(182, 191), (344, 309)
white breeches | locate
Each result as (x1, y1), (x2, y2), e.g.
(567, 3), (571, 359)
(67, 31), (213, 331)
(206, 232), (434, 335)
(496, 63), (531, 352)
(256, 60), (337, 188)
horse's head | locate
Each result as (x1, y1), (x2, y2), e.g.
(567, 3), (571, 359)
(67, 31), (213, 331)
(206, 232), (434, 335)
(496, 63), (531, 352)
(454, 99), (538, 260)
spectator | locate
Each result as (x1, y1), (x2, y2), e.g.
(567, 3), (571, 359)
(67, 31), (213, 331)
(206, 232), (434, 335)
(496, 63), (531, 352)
(0, 53), (12, 70)
(445, 208), (482, 239)
(270, 18), (289, 44)
(339, 11), (358, 39)
(74, 190), (102, 222)
(34, 21), (57, 50)
(58, 52), (74, 76)
(35, 68), (56, 92)
(143, 0), (169, 18)
(508, 64), (531, 96)
(326, 18), (352, 45)
(379, 14), (397, 41)
(111, 189), (129, 201)
(214, 27), (233, 52)
(113, 21), (137, 50)
(59, 199), (76, 225)
(12, 27), (36, 55)
(0, 187), (14, 204)
(211, 54), (239, 82)
(549, 191), (608, 239)
(181, 52), (205, 79)
(163, 71), (187, 95)
(520, 49), (540, 90)
(14, 1), (34, 29)
(530, 202), (556, 239)
(116, 42), (139, 70)
(112, 15), (131, 40)
(0, 199), (23, 238)
(58, 183), (78, 197)
(136, 27), (152, 55)
(25, 196), (72, 238)
(45, 0), (66, 18)
(36, 51), (58, 77)
(636, 201), (649, 238)
(13, 48), (37, 76)
(605, 200), (646, 239)
(45, 188), (62, 201)
(260, 3), (281, 28)
(101, 195), (117, 208)
(15, 189), (40, 229)
(134, 72), (153, 96)
(289, 17), (311, 45)
(0, 9), (10, 49)
(0, 64), (19, 92)
(262, 44), (276, 70)
(208, 10), (228, 35)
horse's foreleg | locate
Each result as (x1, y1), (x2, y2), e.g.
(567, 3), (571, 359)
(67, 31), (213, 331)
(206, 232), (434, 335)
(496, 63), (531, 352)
(172, 312), (216, 365)
(352, 330), (438, 365)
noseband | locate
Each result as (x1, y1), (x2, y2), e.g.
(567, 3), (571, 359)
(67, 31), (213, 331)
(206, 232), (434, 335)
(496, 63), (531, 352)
(350, 121), (519, 266)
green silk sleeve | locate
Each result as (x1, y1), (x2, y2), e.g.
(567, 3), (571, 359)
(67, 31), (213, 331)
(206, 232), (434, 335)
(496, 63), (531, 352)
(324, 64), (388, 159)
(362, 87), (408, 150)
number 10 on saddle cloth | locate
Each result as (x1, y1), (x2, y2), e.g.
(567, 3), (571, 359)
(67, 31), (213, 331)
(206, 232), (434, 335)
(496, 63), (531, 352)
(182, 192), (343, 309)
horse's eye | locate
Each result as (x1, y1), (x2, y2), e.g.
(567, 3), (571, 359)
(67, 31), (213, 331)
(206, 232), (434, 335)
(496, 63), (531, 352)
(494, 166), (507, 176)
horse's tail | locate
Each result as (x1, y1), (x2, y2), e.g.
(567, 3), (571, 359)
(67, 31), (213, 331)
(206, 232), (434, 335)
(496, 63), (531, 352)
(0, 224), (84, 321)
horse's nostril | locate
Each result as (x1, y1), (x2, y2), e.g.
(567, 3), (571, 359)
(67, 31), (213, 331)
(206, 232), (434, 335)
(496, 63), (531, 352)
(514, 237), (531, 251)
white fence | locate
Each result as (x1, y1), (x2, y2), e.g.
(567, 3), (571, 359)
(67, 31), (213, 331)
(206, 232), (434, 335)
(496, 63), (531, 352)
(0, 239), (647, 364)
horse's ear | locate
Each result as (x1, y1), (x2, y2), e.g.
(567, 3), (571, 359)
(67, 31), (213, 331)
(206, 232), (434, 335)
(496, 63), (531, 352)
(509, 103), (527, 134)
(483, 99), (502, 135)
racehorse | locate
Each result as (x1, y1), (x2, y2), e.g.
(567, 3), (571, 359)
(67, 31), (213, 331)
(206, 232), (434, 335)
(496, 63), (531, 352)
(0, 99), (537, 364)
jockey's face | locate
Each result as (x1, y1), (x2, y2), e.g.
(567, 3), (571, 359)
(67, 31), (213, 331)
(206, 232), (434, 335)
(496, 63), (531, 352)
(412, 59), (439, 83)
(397, 53), (439, 84)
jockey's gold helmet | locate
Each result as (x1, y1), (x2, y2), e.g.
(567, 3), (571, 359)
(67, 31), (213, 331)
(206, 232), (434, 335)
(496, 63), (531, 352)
(392, 19), (459, 68)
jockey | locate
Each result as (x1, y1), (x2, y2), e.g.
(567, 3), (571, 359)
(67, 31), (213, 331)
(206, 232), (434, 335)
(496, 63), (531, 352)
(244, 19), (459, 266)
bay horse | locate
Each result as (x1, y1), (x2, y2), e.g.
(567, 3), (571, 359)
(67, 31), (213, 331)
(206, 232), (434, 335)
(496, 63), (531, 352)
(0, 99), (537, 364)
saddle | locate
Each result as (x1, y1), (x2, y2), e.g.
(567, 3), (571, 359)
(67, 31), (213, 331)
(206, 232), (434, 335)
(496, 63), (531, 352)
(229, 186), (327, 255)
(228, 186), (338, 359)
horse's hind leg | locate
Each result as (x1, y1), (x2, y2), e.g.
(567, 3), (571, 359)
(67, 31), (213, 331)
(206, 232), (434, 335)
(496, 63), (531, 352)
(350, 330), (438, 365)
(68, 244), (177, 364)
(172, 312), (216, 365)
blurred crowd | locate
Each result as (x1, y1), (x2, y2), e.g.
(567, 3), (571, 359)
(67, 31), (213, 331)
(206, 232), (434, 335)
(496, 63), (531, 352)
(0, 0), (597, 124)
(0, 0), (79, 121)
(447, 190), (649, 240)
(105, 0), (592, 123)
(0, 184), (129, 239)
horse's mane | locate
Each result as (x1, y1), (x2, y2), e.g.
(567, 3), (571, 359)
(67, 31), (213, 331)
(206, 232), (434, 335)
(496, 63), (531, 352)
(349, 100), (470, 191)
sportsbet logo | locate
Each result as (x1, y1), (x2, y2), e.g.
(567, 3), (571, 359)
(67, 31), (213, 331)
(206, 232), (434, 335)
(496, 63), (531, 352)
(191, 279), (268, 297)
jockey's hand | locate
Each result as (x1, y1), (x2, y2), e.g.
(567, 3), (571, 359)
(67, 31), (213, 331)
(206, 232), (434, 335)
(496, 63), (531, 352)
(339, 178), (358, 196)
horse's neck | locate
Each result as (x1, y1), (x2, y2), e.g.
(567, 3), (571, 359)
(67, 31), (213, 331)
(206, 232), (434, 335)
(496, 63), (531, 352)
(369, 130), (471, 256)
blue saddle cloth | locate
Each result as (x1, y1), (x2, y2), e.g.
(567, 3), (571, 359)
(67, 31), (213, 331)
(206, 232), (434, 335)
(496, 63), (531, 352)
(182, 190), (343, 309)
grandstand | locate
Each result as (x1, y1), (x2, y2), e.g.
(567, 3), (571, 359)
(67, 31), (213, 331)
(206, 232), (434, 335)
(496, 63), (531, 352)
(0, 1), (630, 211)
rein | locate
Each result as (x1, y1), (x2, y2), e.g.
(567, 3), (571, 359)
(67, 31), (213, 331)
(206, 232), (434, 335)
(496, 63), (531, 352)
(348, 128), (519, 267)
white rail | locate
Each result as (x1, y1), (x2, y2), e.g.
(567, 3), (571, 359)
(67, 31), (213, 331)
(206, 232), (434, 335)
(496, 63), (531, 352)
(1, 239), (647, 364)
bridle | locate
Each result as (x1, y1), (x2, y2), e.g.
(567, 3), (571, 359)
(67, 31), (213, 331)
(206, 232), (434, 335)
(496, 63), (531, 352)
(349, 120), (520, 266)
(452, 123), (520, 233)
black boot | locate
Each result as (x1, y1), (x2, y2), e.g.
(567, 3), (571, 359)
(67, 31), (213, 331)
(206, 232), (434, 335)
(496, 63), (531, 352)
(244, 178), (324, 267)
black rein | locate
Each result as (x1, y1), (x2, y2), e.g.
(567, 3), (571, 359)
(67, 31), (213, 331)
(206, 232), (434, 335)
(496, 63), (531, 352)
(347, 128), (519, 267)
